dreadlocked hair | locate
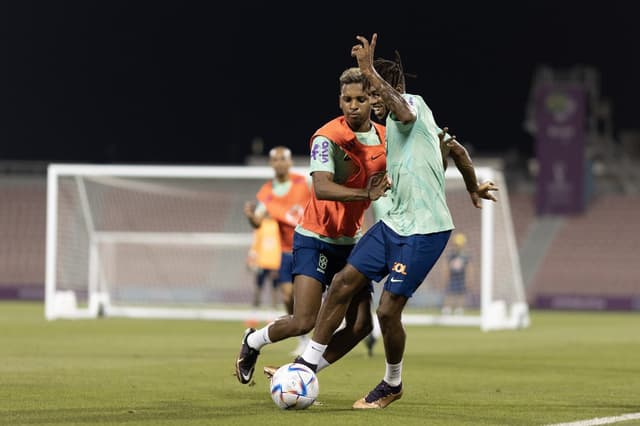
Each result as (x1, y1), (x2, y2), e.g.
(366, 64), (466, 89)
(373, 50), (416, 91)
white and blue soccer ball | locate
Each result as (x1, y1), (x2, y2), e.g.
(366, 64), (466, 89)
(269, 363), (319, 410)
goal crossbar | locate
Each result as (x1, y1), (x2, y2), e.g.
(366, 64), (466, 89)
(45, 164), (529, 331)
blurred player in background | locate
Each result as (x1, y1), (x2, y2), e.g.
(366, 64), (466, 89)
(235, 67), (391, 385)
(243, 146), (312, 354)
(295, 33), (498, 409)
(246, 217), (281, 311)
(441, 232), (472, 315)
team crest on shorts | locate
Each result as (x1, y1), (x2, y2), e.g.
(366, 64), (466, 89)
(316, 253), (328, 274)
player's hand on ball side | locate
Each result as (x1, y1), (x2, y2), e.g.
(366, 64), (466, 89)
(243, 201), (256, 218)
(367, 172), (391, 201)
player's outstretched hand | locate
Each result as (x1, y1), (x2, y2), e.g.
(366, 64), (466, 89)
(469, 180), (498, 208)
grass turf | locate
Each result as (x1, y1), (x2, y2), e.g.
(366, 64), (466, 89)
(1, 301), (640, 425)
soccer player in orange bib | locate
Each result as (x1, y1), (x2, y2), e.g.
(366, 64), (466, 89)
(243, 146), (311, 338)
(235, 67), (391, 385)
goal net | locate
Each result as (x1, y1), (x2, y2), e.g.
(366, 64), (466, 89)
(46, 164), (529, 331)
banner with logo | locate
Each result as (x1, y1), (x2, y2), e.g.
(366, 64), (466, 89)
(534, 83), (587, 214)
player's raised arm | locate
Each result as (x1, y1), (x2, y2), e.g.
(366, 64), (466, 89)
(351, 33), (415, 124)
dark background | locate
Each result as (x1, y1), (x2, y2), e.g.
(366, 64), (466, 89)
(3, 2), (638, 165)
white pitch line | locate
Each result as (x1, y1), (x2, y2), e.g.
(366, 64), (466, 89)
(546, 412), (640, 426)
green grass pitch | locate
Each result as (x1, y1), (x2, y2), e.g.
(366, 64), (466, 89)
(1, 301), (640, 425)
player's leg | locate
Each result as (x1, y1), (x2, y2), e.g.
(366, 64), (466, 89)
(444, 279), (466, 314)
(268, 269), (279, 309)
(298, 222), (388, 369)
(277, 281), (293, 313)
(353, 227), (451, 408)
(365, 309), (382, 357)
(253, 268), (267, 308)
(293, 264), (366, 372)
(377, 290), (407, 363)
(265, 233), (355, 344)
(320, 283), (374, 367)
(277, 252), (309, 355)
(351, 288), (407, 408)
(267, 275), (324, 341)
(365, 277), (385, 357)
(452, 292), (465, 314)
(235, 274), (323, 384)
(235, 234), (347, 384)
(265, 280), (374, 380)
(277, 253), (294, 315)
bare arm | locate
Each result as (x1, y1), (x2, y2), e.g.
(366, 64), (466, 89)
(439, 128), (452, 170)
(471, 181), (499, 208)
(243, 201), (264, 228)
(439, 127), (499, 208)
(312, 171), (390, 202)
(449, 143), (499, 208)
(351, 33), (416, 124)
(448, 139), (479, 194)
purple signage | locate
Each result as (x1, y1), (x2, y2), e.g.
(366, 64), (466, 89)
(534, 83), (587, 214)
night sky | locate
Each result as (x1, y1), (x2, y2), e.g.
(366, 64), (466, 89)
(3, 2), (638, 165)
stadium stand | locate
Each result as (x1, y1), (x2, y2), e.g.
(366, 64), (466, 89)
(530, 194), (640, 310)
(0, 175), (46, 299)
(1, 160), (639, 312)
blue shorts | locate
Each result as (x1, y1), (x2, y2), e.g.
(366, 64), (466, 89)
(255, 268), (278, 289)
(277, 252), (294, 284)
(348, 221), (451, 298)
(291, 232), (355, 290)
(447, 276), (466, 294)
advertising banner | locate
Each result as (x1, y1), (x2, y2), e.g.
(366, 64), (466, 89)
(535, 83), (587, 214)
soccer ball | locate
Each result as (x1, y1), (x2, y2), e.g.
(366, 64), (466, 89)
(269, 363), (319, 410)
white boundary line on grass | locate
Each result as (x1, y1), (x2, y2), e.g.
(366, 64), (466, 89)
(546, 412), (640, 426)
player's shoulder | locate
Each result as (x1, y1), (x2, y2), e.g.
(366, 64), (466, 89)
(404, 93), (430, 112)
(403, 92), (426, 104)
(257, 179), (274, 194)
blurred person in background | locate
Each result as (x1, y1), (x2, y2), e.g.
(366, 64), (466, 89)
(243, 146), (312, 354)
(245, 217), (281, 312)
(441, 232), (472, 315)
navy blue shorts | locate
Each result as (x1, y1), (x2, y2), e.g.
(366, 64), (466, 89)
(255, 268), (278, 289)
(291, 232), (355, 290)
(277, 252), (294, 284)
(447, 276), (466, 294)
(348, 221), (451, 298)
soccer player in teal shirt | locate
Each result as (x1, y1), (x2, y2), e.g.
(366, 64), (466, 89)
(295, 33), (498, 409)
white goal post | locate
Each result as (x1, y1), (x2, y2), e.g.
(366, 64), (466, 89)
(45, 163), (529, 331)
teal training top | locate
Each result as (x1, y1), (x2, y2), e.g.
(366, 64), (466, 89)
(381, 93), (454, 236)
